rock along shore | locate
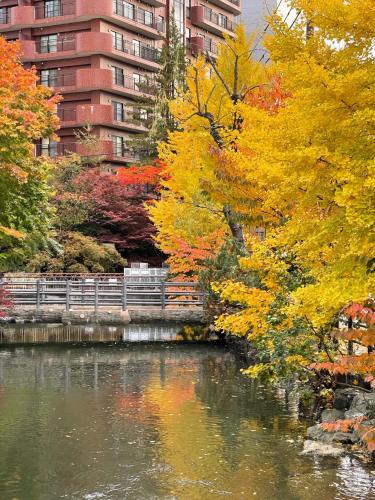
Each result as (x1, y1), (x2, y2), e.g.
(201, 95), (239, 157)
(303, 387), (375, 458)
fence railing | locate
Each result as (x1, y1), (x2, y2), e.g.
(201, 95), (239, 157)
(113, 39), (160, 63)
(203, 7), (236, 32)
(113, 0), (165, 33)
(36, 38), (76, 53)
(4, 280), (204, 310)
(35, 1), (75, 19)
(39, 72), (76, 88)
(0, 8), (10, 24)
(113, 73), (156, 95)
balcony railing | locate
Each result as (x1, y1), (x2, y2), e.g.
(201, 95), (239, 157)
(35, 142), (77, 157)
(203, 7), (236, 32)
(36, 38), (76, 54)
(39, 72), (76, 87)
(112, 147), (142, 161)
(113, 0), (165, 32)
(35, 1), (75, 19)
(204, 39), (219, 55)
(57, 108), (77, 121)
(113, 74), (156, 95)
(113, 39), (160, 63)
(36, 141), (142, 161)
(0, 9), (10, 24)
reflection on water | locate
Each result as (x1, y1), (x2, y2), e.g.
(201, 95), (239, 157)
(0, 323), (212, 345)
(0, 338), (374, 499)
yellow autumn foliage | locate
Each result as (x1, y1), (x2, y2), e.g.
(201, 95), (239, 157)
(152, 0), (374, 364)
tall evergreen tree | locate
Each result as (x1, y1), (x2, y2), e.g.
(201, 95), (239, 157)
(130, 15), (187, 161)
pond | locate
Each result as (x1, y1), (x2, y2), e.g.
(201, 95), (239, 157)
(0, 325), (374, 499)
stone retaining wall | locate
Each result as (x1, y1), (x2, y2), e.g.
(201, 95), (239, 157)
(0, 307), (206, 325)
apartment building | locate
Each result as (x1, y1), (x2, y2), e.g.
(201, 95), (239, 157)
(0, 0), (240, 170)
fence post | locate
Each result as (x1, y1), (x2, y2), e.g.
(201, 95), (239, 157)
(202, 287), (207, 309)
(41, 280), (45, 307)
(161, 282), (166, 310)
(94, 281), (99, 312)
(122, 280), (127, 311)
(66, 281), (70, 311)
(36, 279), (41, 310)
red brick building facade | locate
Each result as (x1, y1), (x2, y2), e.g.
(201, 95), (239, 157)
(0, 0), (241, 170)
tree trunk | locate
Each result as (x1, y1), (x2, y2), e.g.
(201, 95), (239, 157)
(223, 204), (246, 252)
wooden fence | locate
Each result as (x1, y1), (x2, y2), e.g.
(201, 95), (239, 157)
(3, 279), (204, 310)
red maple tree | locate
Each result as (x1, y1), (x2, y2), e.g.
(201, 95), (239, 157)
(72, 168), (157, 252)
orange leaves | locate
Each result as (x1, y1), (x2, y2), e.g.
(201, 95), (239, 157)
(117, 161), (166, 188)
(343, 302), (375, 327)
(333, 328), (375, 347)
(164, 235), (220, 281)
(0, 226), (24, 239)
(311, 301), (375, 388)
(0, 36), (60, 178)
(245, 75), (291, 115)
(320, 417), (375, 454)
(320, 416), (366, 433)
(311, 353), (375, 375)
(357, 425), (375, 452)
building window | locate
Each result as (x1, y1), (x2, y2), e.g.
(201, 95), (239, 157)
(139, 108), (148, 121)
(218, 13), (228, 29)
(39, 69), (58, 87)
(124, 1), (135, 20)
(0, 7), (9, 24)
(112, 66), (124, 86)
(38, 139), (58, 157)
(204, 36), (216, 54)
(111, 31), (124, 51)
(39, 34), (58, 53)
(114, 0), (135, 20)
(44, 0), (61, 18)
(133, 73), (148, 92)
(113, 101), (125, 121)
(112, 136), (124, 156)
(137, 8), (153, 26)
(133, 39), (141, 57)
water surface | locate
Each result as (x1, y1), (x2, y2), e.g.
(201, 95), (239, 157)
(0, 329), (374, 499)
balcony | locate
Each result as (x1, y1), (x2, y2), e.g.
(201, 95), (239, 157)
(111, 70), (156, 98)
(209, 0), (241, 16)
(35, 1), (75, 19)
(2, 1), (165, 37)
(0, 6), (33, 29)
(112, 0), (165, 39)
(189, 36), (219, 58)
(22, 33), (160, 70)
(35, 140), (139, 163)
(112, 39), (160, 70)
(190, 6), (236, 37)
(42, 68), (155, 99)
(0, 8), (10, 26)
(42, 72), (77, 90)
(57, 104), (147, 132)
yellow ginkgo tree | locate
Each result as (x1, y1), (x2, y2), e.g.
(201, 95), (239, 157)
(148, 26), (269, 278)
(213, 0), (375, 378)
(151, 0), (375, 385)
